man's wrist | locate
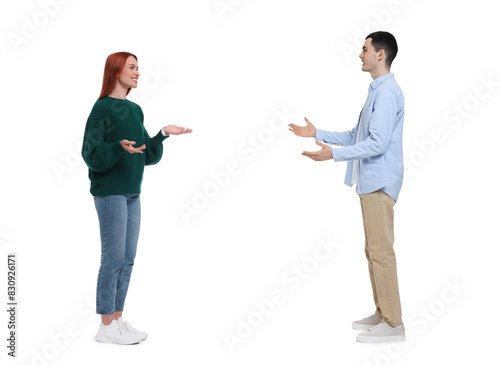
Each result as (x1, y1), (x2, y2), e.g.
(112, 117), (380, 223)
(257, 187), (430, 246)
(161, 128), (169, 137)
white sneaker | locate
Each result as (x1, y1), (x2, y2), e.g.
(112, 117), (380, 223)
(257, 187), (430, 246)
(356, 322), (405, 343)
(117, 317), (148, 341)
(95, 319), (142, 345)
(352, 314), (382, 330)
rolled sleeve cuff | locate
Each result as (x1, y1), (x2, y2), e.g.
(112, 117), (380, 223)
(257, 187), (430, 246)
(331, 147), (343, 162)
(315, 129), (327, 141)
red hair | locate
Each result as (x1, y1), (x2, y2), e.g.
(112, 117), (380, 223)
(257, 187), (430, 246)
(97, 52), (137, 100)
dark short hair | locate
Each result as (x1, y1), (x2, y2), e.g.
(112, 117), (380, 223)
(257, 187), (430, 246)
(365, 31), (398, 68)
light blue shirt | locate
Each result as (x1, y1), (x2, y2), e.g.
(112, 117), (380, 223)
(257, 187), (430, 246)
(315, 73), (405, 201)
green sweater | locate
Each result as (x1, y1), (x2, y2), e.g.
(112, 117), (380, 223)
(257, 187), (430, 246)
(81, 96), (168, 196)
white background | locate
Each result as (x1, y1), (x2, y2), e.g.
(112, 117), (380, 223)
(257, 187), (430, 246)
(1, 0), (498, 364)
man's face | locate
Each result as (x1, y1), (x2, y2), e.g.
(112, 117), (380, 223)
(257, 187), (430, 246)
(359, 38), (381, 73)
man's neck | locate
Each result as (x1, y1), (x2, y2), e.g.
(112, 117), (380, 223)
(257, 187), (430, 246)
(370, 68), (391, 80)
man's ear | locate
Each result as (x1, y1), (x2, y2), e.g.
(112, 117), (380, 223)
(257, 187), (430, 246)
(378, 49), (385, 62)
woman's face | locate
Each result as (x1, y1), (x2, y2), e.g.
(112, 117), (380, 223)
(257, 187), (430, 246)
(116, 55), (140, 89)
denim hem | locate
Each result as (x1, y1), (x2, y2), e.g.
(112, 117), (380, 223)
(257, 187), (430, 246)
(96, 310), (116, 315)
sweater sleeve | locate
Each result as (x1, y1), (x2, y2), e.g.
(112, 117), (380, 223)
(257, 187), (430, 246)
(81, 104), (125, 172)
(140, 108), (168, 166)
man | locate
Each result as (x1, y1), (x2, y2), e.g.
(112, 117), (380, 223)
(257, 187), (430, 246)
(289, 31), (405, 343)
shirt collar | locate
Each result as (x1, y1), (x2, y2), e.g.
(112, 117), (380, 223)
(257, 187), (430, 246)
(369, 73), (394, 91)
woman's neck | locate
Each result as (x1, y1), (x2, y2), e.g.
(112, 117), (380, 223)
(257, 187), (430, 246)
(108, 85), (128, 100)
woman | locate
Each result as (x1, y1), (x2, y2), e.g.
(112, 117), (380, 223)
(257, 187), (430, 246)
(82, 52), (192, 345)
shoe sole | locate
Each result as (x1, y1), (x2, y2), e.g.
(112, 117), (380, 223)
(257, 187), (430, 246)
(356, 334), (406, 343)
(95, 334), (141, 345)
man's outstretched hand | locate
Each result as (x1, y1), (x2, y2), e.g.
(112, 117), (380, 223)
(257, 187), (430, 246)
(302, 141), (333, 161)
(288, 117), (316, 138)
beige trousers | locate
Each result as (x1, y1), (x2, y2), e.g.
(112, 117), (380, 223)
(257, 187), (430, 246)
(359, 189), (402, 326)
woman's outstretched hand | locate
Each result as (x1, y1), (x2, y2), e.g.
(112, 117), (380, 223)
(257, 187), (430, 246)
(120, 140), (146, 154)
(163, 125), (193, 135)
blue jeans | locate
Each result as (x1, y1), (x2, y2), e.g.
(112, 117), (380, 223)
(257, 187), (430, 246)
(93, 194), (141, 315)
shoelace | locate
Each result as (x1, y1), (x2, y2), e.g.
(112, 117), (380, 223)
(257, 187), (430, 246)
(368, 322), (386, 332)
(120, 321), (132, 332)
(115, 323), (125, 335)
